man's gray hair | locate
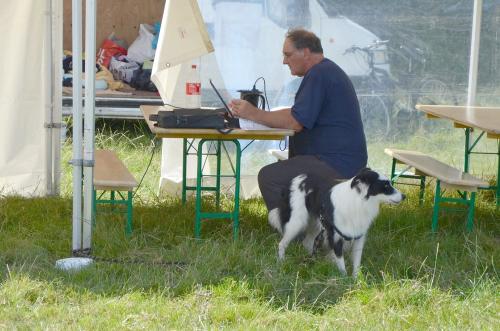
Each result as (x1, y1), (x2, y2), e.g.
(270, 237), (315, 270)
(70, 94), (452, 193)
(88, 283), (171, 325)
(286, 28), (323, 54)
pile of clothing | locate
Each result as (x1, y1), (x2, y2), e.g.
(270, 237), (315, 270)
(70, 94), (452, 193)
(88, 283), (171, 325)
(63, 22), (161, 93)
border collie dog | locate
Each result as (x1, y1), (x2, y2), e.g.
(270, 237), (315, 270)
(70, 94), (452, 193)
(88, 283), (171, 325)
(268, 168), (405, 277)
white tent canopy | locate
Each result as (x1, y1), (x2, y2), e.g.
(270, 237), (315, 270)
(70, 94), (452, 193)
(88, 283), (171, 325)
(0, 0), (62, 196)
(0, 0), (488, 256)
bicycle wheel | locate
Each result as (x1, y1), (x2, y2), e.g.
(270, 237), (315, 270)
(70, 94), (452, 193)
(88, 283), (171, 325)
(358, 94), (391, 141)
(418, 78), (456, 105)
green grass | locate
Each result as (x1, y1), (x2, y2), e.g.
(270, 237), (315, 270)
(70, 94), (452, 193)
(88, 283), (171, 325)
(0, 120), (498, 329)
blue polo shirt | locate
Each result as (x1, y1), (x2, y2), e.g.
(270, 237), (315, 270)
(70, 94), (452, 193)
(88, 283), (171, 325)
(290, 58), (367, 178)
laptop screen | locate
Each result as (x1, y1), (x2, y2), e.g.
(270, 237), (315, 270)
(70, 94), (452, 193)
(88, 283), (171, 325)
(209, 79), (234, 118)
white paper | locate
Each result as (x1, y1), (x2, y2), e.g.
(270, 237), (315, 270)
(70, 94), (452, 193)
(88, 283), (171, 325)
(239, 118), (271, 130)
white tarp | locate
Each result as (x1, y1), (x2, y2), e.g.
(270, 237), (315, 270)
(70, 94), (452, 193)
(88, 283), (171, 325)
(152, 0), (215, 196)
(0, 1), (55, 196)
(152, 0), (214, 104)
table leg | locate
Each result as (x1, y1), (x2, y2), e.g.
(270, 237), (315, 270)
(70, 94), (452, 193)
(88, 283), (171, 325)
(193, 139), (241, 240)
(432, 180), (441, 233)
(463, 128), (472, 201)
(216, 140), (221, 209)
(232, 140), (241, 240)
(464, 128), (471, 173)
(182, 138), (188, 204)
(195, 140), (204, 239)
(497, 142), (499, 207)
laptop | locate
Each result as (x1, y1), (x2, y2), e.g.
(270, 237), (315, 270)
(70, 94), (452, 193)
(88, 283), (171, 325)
(209, 79), (271, 130)
(209, 79), (240, 128)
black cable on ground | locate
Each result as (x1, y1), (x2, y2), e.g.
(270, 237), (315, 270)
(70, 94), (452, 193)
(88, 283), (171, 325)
(133, 138), (159, 197)
(72, 251), (188, 269)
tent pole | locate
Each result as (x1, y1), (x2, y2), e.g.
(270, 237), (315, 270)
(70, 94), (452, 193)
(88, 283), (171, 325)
(71, 0), (83, 253)
(83, 0), (96, 252)
(465, 0), (483, 174)
(467, 0), (482, 107)
(44, 0), (53, 195)
(52, 0), (63, 196)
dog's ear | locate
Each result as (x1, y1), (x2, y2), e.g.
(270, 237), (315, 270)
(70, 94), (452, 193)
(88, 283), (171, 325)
(350, 175), (362, 193)
(351, 168), (378, 192)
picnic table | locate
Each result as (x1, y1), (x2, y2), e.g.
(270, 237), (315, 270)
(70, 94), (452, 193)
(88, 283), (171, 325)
(141, 105), (294, 239)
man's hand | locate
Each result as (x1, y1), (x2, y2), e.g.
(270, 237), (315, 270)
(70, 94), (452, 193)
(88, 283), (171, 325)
(229, 99), (257, 120)
(229, 99), (303, 132)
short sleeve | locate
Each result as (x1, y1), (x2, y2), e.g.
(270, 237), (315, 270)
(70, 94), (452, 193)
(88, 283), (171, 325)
(290, 70), (325, 129)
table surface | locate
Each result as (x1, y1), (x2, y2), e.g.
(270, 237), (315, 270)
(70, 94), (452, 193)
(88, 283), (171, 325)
(141, 105), (295, 140)
(416, 104), (500, 136)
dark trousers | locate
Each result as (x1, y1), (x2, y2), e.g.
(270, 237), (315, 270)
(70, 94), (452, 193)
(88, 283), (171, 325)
(257, 155), (345, 211)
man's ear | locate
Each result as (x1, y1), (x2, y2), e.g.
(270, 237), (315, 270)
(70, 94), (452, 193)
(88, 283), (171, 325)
(302, 47), (311, 58)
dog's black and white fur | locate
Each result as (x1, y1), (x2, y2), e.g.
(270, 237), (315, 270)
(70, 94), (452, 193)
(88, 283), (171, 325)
(268, 168), (405, 277)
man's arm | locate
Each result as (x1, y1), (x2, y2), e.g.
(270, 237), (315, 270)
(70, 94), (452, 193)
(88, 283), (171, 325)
(229, 99), (303, 132)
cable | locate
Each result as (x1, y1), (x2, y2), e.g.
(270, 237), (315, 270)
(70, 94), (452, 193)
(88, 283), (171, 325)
(133, 138), (159, 197)
(252, 76), (264, 90)
(162, 102), (182, 108)
(72, 251), (188, 268)
(252, 76), (271, 111)
(262, 78), (271, 111)
(279, 138), (288, 151)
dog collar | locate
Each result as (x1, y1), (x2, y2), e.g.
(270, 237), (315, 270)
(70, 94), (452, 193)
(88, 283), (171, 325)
(319, 212), (363, 241)
(332, 223), (363, 241)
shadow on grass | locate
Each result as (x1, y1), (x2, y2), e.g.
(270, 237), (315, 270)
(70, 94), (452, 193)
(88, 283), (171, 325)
(0, 191), (498, 312)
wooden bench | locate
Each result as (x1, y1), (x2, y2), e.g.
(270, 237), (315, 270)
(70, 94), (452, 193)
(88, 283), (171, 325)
(385, 148), (489, 232)
(93, 149), (138, 236)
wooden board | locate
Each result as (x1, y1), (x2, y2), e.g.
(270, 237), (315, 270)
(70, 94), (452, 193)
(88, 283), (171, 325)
(94, 150), (138, 191)
(63, 0), (165, 51)
(384, 148), (489, 188)
(416, 104), (500, 136)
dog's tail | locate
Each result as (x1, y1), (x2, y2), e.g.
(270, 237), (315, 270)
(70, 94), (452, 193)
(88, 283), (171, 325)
(268, 208), (282, 234)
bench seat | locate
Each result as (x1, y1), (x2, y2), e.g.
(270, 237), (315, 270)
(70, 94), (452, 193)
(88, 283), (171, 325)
(385, 148), (488, 232)
(93, 149), (138, 235)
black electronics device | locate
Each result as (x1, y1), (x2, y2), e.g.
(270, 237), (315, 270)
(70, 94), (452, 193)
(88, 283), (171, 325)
(148, 79), (241, 130)
(238, 88), (265, 109)
(149, 108), (226, 129)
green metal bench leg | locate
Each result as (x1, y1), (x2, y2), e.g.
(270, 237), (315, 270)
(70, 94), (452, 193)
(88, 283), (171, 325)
(390, 157), (425, 205)
(92, 189), (97, 228)
(466, 192), (476, 232)
(125, 191), (133, 236)
(419, 176), (426, 206)
(390, 158), (396, 185)
(93, 189), (134, 236)
(432, 180), (441, 232)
